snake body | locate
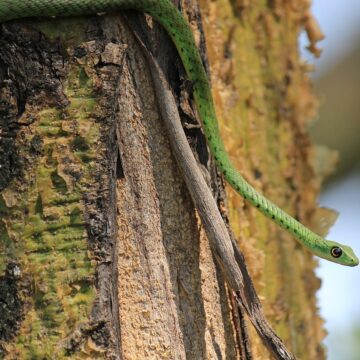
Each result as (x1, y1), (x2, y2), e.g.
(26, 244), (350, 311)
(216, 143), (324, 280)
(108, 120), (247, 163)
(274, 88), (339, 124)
(0, 0), (358, 266)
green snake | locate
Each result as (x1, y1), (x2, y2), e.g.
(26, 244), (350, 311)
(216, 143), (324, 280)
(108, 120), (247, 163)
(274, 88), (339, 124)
(0, 0), (358, 266)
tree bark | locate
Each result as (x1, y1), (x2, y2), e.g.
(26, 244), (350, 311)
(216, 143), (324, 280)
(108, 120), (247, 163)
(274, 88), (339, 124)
(0, 1), (330, 359)
(198, 1), (328, 359)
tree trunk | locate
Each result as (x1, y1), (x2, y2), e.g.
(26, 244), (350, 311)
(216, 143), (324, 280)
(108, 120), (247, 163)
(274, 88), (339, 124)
(0, 1), (330, 359)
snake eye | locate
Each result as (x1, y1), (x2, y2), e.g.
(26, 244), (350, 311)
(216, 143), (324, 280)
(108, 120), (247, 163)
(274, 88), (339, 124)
(331, 247), (343, 258)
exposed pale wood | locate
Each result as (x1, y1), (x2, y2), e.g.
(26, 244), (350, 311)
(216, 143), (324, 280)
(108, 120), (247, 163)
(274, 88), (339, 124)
(137, 37), (296, 359)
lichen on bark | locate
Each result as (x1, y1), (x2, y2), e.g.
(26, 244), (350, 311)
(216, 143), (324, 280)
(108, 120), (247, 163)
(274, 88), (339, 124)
(199, 0), (328, 358)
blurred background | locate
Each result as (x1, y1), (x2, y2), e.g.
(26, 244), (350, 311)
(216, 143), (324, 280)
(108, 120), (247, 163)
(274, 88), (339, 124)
(300, 1), (360, 359)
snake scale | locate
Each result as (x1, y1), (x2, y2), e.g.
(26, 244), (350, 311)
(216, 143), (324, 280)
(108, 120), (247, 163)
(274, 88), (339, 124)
(0, 0), (358, 266)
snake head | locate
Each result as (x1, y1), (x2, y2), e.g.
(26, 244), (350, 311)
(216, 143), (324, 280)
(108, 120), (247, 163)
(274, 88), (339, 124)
(321, 240), (359, 266)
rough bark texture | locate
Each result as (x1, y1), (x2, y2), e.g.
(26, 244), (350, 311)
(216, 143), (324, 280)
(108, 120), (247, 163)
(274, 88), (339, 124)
(198, 0), (329, 359)
(0, 1), (332, 359)
(0, 16), (122, 359)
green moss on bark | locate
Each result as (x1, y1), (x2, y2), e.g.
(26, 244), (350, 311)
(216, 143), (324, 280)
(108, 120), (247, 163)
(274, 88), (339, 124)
(0, 59), (99, 357)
